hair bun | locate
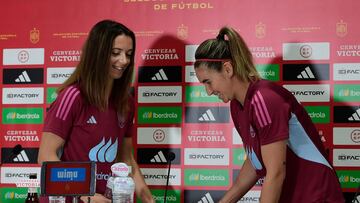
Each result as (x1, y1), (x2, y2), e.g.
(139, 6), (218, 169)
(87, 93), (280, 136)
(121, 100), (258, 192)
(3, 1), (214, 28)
(216, 33), (225, 40)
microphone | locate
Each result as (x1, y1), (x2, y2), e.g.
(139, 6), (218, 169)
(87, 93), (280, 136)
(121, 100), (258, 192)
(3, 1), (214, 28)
(167, 152), (176, 162)
(164, 152), (175, 203)
(4, 144), (23, 163)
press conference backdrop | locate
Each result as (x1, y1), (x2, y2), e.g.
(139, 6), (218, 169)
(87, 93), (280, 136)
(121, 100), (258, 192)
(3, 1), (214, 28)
(0, 0), (359, 202)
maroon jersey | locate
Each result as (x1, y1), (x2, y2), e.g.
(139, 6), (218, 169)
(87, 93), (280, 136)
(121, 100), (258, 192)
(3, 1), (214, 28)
(230, 80), (344, 203)
(43, 85), (134, 194)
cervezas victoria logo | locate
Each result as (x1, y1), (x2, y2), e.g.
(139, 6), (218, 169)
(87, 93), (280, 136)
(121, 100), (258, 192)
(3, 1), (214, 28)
(185, 127), (228, 147)
(140, 49), (179, 61)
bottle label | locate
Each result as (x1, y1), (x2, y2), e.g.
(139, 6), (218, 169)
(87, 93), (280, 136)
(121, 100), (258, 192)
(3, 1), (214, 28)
(113, 177), (135, 192)
(111, 162), (130, 177)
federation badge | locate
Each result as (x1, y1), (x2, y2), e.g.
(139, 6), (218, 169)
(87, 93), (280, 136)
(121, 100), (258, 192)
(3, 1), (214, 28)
(153, 129), (165, 142)
(351, 129), (360, 143)
(177, 24), (188, 40)
(18, 50), (30, 63)
(255, 22), (266, 39)
(299, 45), (312, 58)
(30, 28), (40, 44)
(336, 20), (347, 37)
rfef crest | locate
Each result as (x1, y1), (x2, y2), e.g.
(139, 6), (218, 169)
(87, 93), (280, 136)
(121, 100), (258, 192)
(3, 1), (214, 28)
(30, 28), (40, 44)
(336, 20), (347, 37)
(255, 22), (266, 39)
(177, 24), (188, 40)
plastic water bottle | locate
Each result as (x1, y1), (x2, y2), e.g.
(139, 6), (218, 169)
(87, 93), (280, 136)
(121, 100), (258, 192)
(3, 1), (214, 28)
(112, 175), (135, 203)
(105, 162), (135, 203)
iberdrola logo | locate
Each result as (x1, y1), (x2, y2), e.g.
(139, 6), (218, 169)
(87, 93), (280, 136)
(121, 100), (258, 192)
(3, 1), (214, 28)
(6, 112), (16, 119)
(190, 90), (201, 98)
(51, 92), (58, 100)
(339, 89), (350, 97)
(143, 112), (153, 119)
(189, 173), (200, 181)
(339, 175), (350, 183)
(5, 192), (15, 199)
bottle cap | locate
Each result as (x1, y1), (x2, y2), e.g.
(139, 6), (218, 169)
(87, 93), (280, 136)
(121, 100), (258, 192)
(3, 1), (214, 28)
(111, 162), (130, 177)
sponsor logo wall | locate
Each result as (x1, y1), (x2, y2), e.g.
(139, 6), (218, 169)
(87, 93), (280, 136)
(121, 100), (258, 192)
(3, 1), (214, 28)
(1, 0), (360, 202)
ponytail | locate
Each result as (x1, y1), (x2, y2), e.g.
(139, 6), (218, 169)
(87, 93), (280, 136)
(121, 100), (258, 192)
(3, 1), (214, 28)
(195, 26), (260, 82)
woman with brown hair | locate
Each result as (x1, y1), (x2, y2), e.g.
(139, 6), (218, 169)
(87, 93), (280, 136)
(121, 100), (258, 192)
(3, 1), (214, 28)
(38, 19), (154, 203)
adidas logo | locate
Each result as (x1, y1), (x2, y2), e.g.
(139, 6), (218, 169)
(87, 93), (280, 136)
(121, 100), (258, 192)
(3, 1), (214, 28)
(150, 151), (167, 163)
(198, 192), (214, 203)
(151, 69), (168, 80)
(198, 109), (216, 121)
(297, 66), (315, 79)
(348, 108), (360, 121)
(87, 115), (97, 124)
(15, 71), (31, 82)
(13, 150), (30, 162)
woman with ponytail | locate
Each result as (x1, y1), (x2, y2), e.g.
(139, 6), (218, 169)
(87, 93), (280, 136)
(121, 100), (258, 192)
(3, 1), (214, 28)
(194, 27), (344, 203)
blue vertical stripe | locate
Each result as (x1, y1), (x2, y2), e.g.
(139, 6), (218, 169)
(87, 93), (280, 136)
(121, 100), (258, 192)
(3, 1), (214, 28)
(287, 113), (331, 168)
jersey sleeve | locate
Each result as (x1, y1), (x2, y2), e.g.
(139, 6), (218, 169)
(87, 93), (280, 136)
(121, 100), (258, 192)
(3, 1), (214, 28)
(43, 86), (82, 140)
(250, 89), (291, 145)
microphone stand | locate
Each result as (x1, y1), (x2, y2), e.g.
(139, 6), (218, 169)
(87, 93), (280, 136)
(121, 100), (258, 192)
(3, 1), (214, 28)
(164, 152), (175, 203)
(164, 160), (172, 203)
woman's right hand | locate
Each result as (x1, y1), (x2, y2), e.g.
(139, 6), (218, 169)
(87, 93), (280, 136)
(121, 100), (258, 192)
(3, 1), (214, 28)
(79, 193), (111, 203)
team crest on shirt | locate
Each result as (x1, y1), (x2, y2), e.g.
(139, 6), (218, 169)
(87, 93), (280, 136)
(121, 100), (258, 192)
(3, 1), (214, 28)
(249, 125), (256, 138)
